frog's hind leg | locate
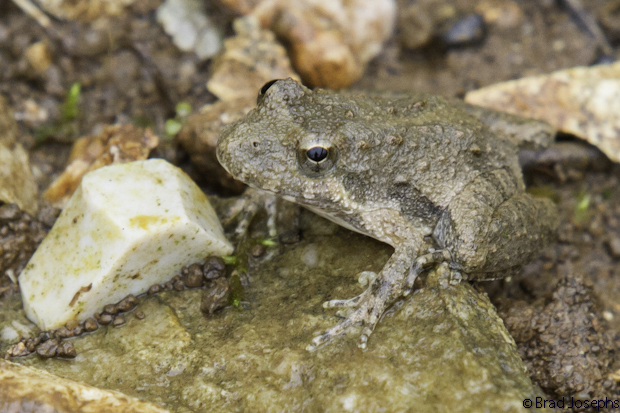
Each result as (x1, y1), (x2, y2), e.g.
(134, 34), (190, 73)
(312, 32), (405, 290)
(404, 249), (452, 295)
(433, 169), (559, 275)
(309, 246), (415, 351)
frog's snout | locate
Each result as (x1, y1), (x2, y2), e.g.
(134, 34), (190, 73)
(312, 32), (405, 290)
(217, 130), (263, 182)
(215, 131), (237, 177)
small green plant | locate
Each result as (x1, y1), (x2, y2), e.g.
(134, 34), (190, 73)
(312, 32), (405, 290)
(222, 255), (238, 265)
(164, 102), (193, 141)
(34, 82), (81, 143)
(259, 238), (277, 247)
(574, 191), (591, 223)
(62, 83), (81, 122)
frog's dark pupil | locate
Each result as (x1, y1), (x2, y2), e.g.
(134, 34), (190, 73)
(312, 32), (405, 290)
(307, 147), (328, 162)
(260, 79), (280, 95)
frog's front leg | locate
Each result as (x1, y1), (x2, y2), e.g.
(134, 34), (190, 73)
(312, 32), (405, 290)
(222, 187), (278, 238)
(309, 243), (418, 351)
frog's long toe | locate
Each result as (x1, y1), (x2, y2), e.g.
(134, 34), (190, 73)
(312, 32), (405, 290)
(309, 317), (355, 350)
(323, 291), (367, 308)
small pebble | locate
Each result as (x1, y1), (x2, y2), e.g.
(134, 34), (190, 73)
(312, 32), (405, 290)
(36, 339), (59, 358)
(9, 342), (30, 357)
(165, 281), (174, 290)
(135, 310), (145, 320)
(116, 294), (138, 312)
(83, 318), (98, 332)
(441, 14), (486, 47)
(55, 326), (73, 338)
(65, 319), (79, 330)
(56, 341), (76, 358)
(103, 304), (119, 315)
(113, 315), (125, 326)
(606, 236), (620, 259)
(201, 278), (231, 315)
(172, 274), (181, 283)
(250, 244), (266, 257)
(72, 326), (84, 336)
(99, 314), (114, 325)
(148, 284), (163, 295)
(183, 263), (204, 288)
(173, 279), (185, 291)
(25, 337), (39, 352)
(204, 256), (225, 280)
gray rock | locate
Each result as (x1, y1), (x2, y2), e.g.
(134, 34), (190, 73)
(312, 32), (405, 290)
(3, 209), (548, 412)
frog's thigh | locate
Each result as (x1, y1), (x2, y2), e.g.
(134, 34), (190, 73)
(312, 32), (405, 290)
(479, 193), (558, 272)
(433, 169), (521, 272)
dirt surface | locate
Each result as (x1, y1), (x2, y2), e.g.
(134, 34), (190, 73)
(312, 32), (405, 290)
(487, 165), (620, 407)
(1, 0), (620, 411)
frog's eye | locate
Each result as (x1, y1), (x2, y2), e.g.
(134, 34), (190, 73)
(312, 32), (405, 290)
(257, 79), (280, 104)
(306, 147), (328, 162)
(297, 142), (338, 177)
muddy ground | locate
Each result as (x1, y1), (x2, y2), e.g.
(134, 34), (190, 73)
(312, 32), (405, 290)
(1, 0), (620, 411)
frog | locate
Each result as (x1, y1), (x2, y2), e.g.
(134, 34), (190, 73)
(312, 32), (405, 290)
(216, 78), (559, 350)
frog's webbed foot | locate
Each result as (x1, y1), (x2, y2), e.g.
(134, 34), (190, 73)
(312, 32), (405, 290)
(309, 281), (391, 351)
(308, 249), (415, 351)
(222, 188), (277, 238)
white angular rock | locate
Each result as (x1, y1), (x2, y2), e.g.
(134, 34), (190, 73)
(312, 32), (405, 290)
(19, 159), (233, 330)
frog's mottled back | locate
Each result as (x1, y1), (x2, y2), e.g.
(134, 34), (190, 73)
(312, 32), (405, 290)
(218, 78), (522, 228)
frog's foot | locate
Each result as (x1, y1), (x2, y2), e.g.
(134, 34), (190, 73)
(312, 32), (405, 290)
(308, 247), (417, 351)
(404, 249), (452, 295)
(309, 282), (392, 351)
(307, 272), (404, 351)
(222, 188), (277, 238)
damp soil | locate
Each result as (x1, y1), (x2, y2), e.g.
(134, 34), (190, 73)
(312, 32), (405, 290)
(1, 0), (620, 411)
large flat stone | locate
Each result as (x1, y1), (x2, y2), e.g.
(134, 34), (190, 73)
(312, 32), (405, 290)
(5, 209), (548, 412)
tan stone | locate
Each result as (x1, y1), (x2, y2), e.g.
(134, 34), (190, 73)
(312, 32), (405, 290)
(207, 16), (299, 101)
(0, 360), (170, 412)
(466, 61), (620, 162)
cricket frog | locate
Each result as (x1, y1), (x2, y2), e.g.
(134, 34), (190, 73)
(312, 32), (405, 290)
(217, 78), (559, 349)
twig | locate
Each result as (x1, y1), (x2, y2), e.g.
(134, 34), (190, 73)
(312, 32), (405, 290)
(10, 0), (51, 28)
(562, 0), (614, 57)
